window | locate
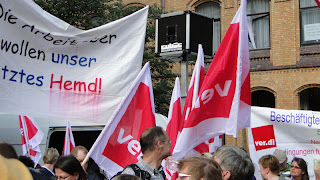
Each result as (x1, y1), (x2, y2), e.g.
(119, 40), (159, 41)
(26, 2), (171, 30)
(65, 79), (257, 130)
(300, 0), (320, 44)
(252, 90), (275, 108)
(299, 87), (320, 111)
(247, 0), (270, 49)
(196, 1), (221, 52)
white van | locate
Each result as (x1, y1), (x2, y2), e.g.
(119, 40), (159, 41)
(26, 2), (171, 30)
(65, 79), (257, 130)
(0, 113), (168, 164)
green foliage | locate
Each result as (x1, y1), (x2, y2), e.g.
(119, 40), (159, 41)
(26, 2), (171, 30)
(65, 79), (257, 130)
(35, 0), (175, 115)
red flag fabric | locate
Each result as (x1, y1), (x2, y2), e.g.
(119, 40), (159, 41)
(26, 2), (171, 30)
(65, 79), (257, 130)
(63, 120), (75, 156)
(164, 77), (182, 180)
(173, 0), (251, 160)
(181, 44), (209, 155)
(87, 62), (156, 176)
(19, 115), (44, 167)
(315, 0), (320, 8)
(166, 77), (182, 153)
(182, 44), (205, 121)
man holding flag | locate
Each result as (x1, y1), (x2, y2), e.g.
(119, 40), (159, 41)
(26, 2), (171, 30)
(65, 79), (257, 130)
(121, 126), (170, 180)
(86, 62), (160, 177)
(173, 0), (251, 160)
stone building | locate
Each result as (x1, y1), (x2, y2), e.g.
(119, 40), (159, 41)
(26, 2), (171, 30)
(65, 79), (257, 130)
(122, 0), (320, 150)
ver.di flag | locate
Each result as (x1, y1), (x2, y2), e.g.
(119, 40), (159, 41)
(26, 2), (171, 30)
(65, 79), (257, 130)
(63, 120), (75, 156)
(173, 0), (251, 160)
(19, 115), (44, 167)
(87, 62), (156, 176)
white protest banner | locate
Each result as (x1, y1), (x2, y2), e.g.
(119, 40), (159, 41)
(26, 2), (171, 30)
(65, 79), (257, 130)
(0, 0), (148, 123)
(248, 106), (320, 180)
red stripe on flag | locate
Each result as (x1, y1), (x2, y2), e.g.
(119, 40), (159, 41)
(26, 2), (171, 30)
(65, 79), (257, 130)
(315, 0), (320, 8)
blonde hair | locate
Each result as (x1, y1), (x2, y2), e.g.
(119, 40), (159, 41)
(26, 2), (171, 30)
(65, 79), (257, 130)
(43, 148), (59, 164)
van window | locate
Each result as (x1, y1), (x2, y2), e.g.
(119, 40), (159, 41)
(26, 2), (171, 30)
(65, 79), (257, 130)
(48, 130), (102, 154)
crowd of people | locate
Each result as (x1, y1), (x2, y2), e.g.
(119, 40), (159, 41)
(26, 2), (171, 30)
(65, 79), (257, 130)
(0, 127), (319, 180)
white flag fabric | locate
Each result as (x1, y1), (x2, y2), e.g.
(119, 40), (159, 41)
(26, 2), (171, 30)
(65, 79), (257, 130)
(182, 44), (205, 121)
(166, 77), (182, 153)
(19, 115), (44, 166)
(87, 62), (156, 176)
(173, 0), (251, 160)
(165, 77), (182, 180)
(0, 0), (148, 123)
(180, 44), (209, 155)
(63, 120), (75, 156)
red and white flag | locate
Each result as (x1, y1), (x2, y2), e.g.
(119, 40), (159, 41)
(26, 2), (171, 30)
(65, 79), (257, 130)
(166, 77), (182, 153)
(173, 0), (251, 160)
(208, 135), (223, 153)
(63, 120), (75, 156)
(164, 77), (182, 180)
(181, 44), (209, 155)
(19, 115), (44, 167)
(87, 62), (156, 176)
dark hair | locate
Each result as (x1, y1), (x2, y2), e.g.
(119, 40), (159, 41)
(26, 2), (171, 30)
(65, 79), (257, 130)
(291, 157), (309, 180)
(18, 155), (35, 168)
(140, 126), (165, 153)
(112, 174), (142, 180)
(259, 155), (280, 175)
(54, 155), (87, 180)
(0, 141), (18, 159)
(178, 156), (222, 180)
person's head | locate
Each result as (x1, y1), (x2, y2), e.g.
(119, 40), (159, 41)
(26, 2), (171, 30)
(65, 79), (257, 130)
(258, 155), (280, 179)
(54, 155), (87, 180)
(0, 154), (33, 180)
(178, 156), (222, 180)
(0, 141), (18, 159)
(70, 146), (88, 170)
(273, 149), (288, 172)
(18, 155), (35, 168)
(213, 146), (254, 180)
(112, 174), (142, 180)
(314, 160), (320, 180)
(43, 147), (60, 165)
(290, 157), (309, 180)
(140, 126), (171, 159)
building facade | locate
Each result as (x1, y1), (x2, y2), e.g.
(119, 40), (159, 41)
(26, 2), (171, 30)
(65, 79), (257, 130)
(123, 0), (320, 150)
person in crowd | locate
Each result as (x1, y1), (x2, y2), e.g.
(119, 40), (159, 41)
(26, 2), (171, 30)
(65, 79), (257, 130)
(273, 149), (290, 178)
(121, 126), (171, 180)
(40, 147), (60, 178)
(0, 141), (33, 180)
(71, 145), (106, 180)
(0, 154), (34, 180)
(289, 157), (309, 180)
(178, 156), (222, 180)
(213, 145), (255, 180)
(112, 174), (141, 180)
(54, 155), (87, 180)
(0, 140), (18, 159)
(258, 155), (285, 180)
(314, 160), (320, 180)
(18, 155), (35, 168)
